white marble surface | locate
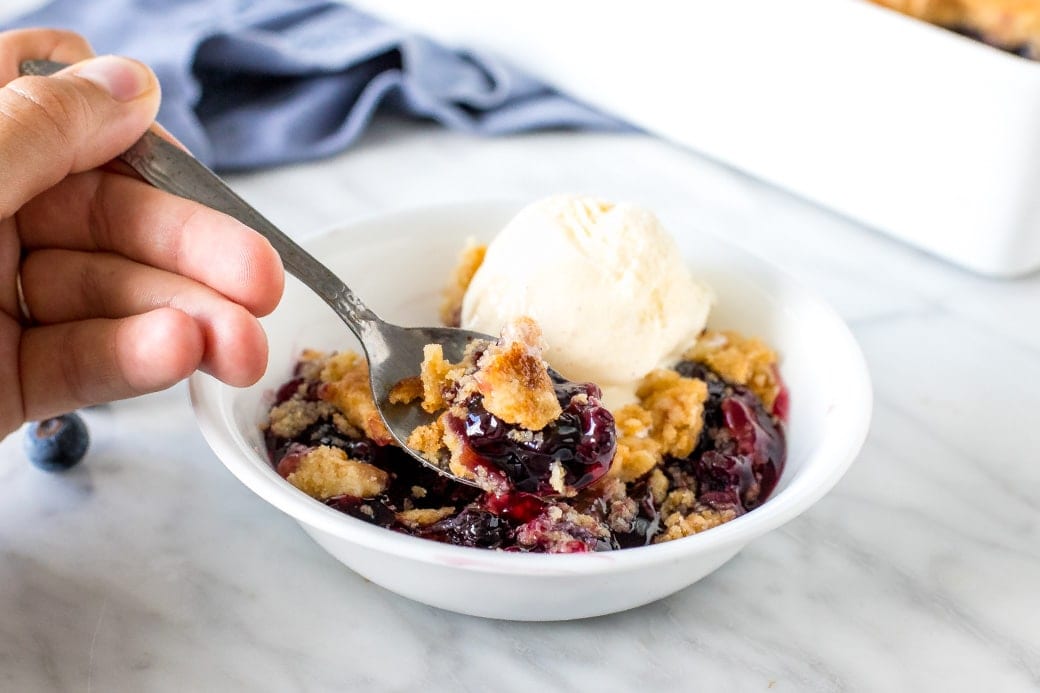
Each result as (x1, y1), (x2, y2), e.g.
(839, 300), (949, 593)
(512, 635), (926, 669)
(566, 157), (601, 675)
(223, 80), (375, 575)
(2, 112), (1039, 691)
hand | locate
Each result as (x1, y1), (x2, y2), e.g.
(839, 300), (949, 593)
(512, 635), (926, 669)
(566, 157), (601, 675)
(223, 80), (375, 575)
(0, 29), (284, 440)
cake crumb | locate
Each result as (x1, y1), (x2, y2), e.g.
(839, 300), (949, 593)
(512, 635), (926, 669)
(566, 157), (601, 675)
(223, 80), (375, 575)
(440, 240), (487, 327)
(318, 351), (393, 445)
(407, 416), (448, 464)
(418, 344), (464, 413)
(295, 349), (326, 380)
(685, 330), (780, 409)
(647, 468), (670, 505)
(608, 370), (707, 481)
(610, 404), (659, 482)
(655, 506), (736, 542)
(548, 461), (568, 496)
(286, 445), (389, 500)
(474, 318), (561, 430)
(397, 507), (456, 528)
(636, 369), (708, 459)
(266, 399), (334, 439)
(388, 376), (423, 404)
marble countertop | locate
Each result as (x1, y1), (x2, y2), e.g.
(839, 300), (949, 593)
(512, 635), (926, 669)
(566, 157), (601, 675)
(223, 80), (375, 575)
(2, 115), (1039, 691)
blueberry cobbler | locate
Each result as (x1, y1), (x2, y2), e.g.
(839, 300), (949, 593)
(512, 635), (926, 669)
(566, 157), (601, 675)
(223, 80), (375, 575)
(265, 287), (787, 551)
(870, 0), (1040, 58)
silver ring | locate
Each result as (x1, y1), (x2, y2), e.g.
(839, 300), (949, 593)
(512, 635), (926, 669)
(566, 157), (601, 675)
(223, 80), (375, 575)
(15, 267), (33, 326)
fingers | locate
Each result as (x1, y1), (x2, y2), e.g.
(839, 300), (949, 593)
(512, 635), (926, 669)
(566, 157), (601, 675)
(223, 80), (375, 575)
(0, 53), (160, 220)
(17, 170), (284, 316)
(0, 28), (94, 84)
(20, 249), (270, 387)
(0, 311), (23, 438)
(19, 308), (205, 420)
(0, 217), (20, 319)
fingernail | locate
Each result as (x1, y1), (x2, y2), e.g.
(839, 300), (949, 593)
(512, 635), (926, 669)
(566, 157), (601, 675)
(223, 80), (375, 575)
(73, 55), (152, 102)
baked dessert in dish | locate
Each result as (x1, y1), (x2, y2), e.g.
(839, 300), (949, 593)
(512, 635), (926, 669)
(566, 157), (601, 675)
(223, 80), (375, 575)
(869, 0), (1040, 58)
(262, 197), (789, 553)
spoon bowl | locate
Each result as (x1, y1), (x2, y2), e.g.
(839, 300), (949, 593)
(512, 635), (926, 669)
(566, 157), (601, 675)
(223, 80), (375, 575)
(365, 321), (489, 488)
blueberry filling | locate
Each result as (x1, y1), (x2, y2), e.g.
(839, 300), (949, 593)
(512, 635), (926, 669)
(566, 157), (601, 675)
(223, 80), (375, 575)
(447, 374), (616, 495)
(267, 359), (786, 552)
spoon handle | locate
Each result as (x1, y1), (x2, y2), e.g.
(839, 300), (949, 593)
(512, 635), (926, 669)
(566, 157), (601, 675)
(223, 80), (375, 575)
(19, 59), (379, 337)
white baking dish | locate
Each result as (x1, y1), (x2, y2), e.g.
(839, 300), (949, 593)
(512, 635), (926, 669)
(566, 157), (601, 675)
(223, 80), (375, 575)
(353, 0), (1040, 277)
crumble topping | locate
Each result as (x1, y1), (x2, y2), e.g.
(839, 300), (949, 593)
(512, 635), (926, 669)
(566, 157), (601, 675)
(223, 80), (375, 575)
(647, 468), (670, 506)
(387, 376), (423, 406)
(609, 369), (707, 483)
(473, 318), (561, 430)
(440, 240), (487, 327)
(266, 399), (336, 439)
(397, 507), (456, 529)
(586, 476), (640, 534)
(685, 330), (781, 410)
(406, 415), (448, 465)
(514, 503), (611, 553)
(285, 445), (389, 500)
(416, 344), (462, 413)
(318, 351), (393, 445)
(636, 369), (708, 459)
(548, 461), (568, 496)
(656, 504), (737, 543)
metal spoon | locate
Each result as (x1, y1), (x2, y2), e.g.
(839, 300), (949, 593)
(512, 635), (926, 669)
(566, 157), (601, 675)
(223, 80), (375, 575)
(21, 59), (487, 488)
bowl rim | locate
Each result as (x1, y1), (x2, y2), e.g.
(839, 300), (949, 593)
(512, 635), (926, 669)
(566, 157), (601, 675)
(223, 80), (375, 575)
(189, 199), (873, 576)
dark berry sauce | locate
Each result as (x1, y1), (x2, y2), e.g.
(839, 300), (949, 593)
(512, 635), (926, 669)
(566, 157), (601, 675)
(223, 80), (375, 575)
(447, 374), (615, 496)
(676, 360), (786, 514)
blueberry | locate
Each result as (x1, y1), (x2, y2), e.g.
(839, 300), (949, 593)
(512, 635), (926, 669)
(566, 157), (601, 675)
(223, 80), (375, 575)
(23, 413), (90, 472)
(421, 508), (511, 549)
(454, 375), (616, 496)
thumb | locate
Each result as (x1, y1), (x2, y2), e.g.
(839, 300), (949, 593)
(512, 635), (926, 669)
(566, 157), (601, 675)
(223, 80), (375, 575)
(0, 55), (160, 219)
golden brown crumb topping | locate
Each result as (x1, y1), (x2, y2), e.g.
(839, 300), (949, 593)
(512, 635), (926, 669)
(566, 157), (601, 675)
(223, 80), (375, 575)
(636, 370), (708, 459)
(417, 344), (463, 413)
(286, 445), (389, 499)
(655, 505), (737, 543)
(609, 370), (707, 483)
(319, 351), (393, 445)
(266, 398), (335, 439)
(396, 507), (456, 528)
(647, 468), (670, 506)
(387, 376), (423, 405)
(439, 240), (487, 327)
(417, 320), (563, 431)
(685, 330), (780, 410)
(296, 349), (327, 380)
(473, 319), (561, 430)
(406, 415), (448, 465)
(611, 404), (660, 482)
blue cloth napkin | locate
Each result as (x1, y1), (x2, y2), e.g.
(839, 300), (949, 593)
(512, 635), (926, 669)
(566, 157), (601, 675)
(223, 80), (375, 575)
(5, 0), (625, 170)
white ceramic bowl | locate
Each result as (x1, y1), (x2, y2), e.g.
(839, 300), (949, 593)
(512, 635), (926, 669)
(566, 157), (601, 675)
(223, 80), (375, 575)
(189, 201), (872, 621)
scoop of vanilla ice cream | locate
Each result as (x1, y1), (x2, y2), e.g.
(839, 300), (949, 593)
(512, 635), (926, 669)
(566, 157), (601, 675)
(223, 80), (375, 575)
(461, 195), (713, 409)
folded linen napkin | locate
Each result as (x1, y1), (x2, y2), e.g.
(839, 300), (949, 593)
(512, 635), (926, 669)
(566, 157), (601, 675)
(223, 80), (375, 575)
(5, 0), (626, 170)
